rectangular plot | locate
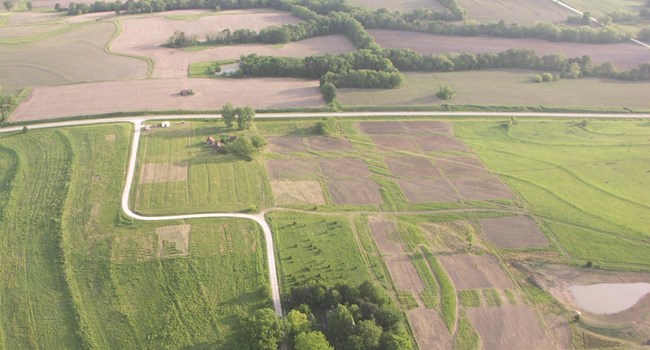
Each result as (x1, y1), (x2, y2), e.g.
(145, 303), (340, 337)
(271, 180), (326, 205)
(370, 135), (419, 151)
(398, 178), (457, 203)
(479, 216), (549, 249)
(386, 157), (439, 178)
(368, 216), (405, 255)
(306, 136), (353, 152)
(266, 159), (317, 180)
(319, 158), (372, 179)
(267, 136), (307, 153)
(439, 254), (514, 290)
(402, 121), (453, 135)
(468, 306), (553, 350)
(326, 179), (383, 205)
(437, 156), (492, 177)
(385, 255), (425, 293)
(141, 162), (188, 184)
(451, 176), (513, 201)
(408, 309), (453, 350)
(357, 121), (406, 135)
(415, 135), (468, 152)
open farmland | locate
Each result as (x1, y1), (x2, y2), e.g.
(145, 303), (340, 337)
(457, 0), (572, 23)
(370, 29), (650, 70)
(560, 0), (648, 18)
(110, 9), (356, 78)
(0, 124), (271, 349)
(338, 70), (650, 109)
(347, 0), (445, 11)
(11, 77), (322, 121)
(0, 22), (147, 93)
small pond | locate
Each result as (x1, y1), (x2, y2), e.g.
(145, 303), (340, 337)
(569, 283), (650, 314)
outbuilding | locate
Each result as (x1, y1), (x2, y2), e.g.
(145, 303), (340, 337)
(161, 121), (170, 128)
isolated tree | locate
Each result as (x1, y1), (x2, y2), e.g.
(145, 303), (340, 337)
(295, 331), (333, 350)
(236, 105), (255, 130)
(3, 0), (13, 10)
(436, 85), (456, 100)
(320, 82), (336, 103)
(235, 308), (288, 350)
(221, 103), (236, 128)
(26, 1), (32, 9)
(316, 117), (337, 136)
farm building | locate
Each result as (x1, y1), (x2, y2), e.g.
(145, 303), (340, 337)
(161, 121), (170, 128)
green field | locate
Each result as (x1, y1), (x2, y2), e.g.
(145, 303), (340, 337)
(338, 71), (650, 111)
(0, 124), (271, 349)
(455, 119), (650, 270)
(347, 0), (444, 11)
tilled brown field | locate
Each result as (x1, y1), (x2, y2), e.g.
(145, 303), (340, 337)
(480, 216), (549, 249)
(439, 254), (514, 290)
(368, 216), (405, 255)
(11, 78), (322, 121)
(318, 158), (372, 179)
(458, 0), (571, 23)
(306, 136), (353, 152)
(450, 176), (513, 201)
(467, 305), (554, 350)
(437, 156), (492, 178)
(266, 159), (318, 180)
(267, 136), (308, 153)
(386, 157), (439, 178)
(397, 177), (458, 203)
(325, 178), (383, 205)
(407, 309), (453, 350)
(371, 29), (650, 70)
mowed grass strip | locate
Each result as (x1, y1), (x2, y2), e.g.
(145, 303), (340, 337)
(454, 309), (481, 350)
(423, 247), (457, 331)
(410, 252), (439, 309)
(269, 211), (372, 293)
(0, 129), (83, 348)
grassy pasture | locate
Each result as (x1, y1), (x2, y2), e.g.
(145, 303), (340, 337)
(457, 0), (571, 23)
(338, 71), (650, 110)
(0, 124), (271, 349)
(455, 119), (650, 270)
(133, 122), (273, 214)
(562, 0), (647, 18)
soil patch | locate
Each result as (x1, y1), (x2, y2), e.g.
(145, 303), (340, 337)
(407, 308), (453, 350)
(318, 158), (372, 179)
(458, 0), (571, 23)
(439, 254), (514, 290)
(156, 224), (190, 258)
(357, 121), (406, 135)
(141, 162), (188, 184)
(386, 156), (439, 178)
(369, 135), (419, 151)
(480, 216), (549, 249)
(385, 255), (425, 293)
(368, 216), (405, 255)
(306, 136), (353, 152)
(414, 134), (468, 152)
(397, 177), (457, 203)
(467, 305), (553, 350)
(266, 159), (317, 180)
(267, 136), (307, 153)
(437, 156), (491, 177)
(370, 29), (650, 70)
(450, 176), (513, 201)
(402, 120), (453, 135)
(270, 180), (325, 205)
(325, 179), (383, 205)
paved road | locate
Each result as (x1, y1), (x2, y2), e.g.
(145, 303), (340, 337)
(2, 110), (650, 317)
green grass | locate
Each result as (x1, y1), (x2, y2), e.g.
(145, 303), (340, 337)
(270, 211), (373, 293)
(0, 124), (271, 349)
(338, 71), (650, 110)
(459, 290), (481, 307)
(504, 289), (517, 305)
(133, 122), (273, 214)
(410, 252), (439, 309)
(454, 309), (481, 350)
(347, 0), (443, 11)
(455, 119), (650, 271)
(354, 216), (394, 290)
(188, 59), (238, 78)
(483, 289), (503, 307)
(396, 291), (419, 310)
(423, 248), (457, 331)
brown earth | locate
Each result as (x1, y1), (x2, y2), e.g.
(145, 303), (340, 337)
(386, 156), (440, 178)
(6, 12), (64, 25)
(325, 178), (383, 205)
(414, 134), (468, 152)
(141, 162), (188, 184)
(368, 216), (405, 255)
(467, 305), (554, 350)
(318, 158), (372, 179)
(306, 136), (354, 152)
(458, 0), (571, 23)
(407, 308), (453, 350)
(385, 255), (425, 293)
(397, 177), (457, 203)
(371, 29), (650, 70)
(357, 121), (407, 135)
(267, 136), (308, 153)
(479, 216), (549, 249)
(357, 120), (453, 135)
(266, 159), (317, 180)
(369, 135), (419, 152)
(437, 156), (492, 178)
(439, 254), (514, 290)
(270, 180), (326, 205)
(156, 224), (190, 257)
(450, 176), (513, 201)
(11, 77), (323, 121)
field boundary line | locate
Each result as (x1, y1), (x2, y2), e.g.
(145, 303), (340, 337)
(104, 20), (155, 79)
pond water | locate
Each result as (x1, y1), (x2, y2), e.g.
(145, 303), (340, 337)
(569, 283), (650, 314)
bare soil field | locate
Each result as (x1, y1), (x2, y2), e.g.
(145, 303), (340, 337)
(141, 162), (188, 184)
(407, 309), (453, 350)
(267, 136), (308, 153)
(440, 254), (514, 290)
(479, 216), (549, 249)
(270, 180), (326, 205)
(0, 22), (147, 93)
(266, 159), (317, 180)
(370, 30), (650, 70)
(468, 305), (554, 349)
(347, 0), (445, 11)
(325, 178), (383, 205)
(368, 216), (405, 255)
(369, 135), (419, 152)
(110, 10), (355, 78)
(386, 157), (439, 178)
(357, 121), (407, 135)
(11, 77), (322, 121)
(318, 158), (372, 179)
(357, 121), (452, 135)
(156, 224), (190, 257)
(306, 136), (353, 152)
(0, 22), (65, 39)
(450, 176), (513, 201)
(385, 255), (426, 293)
(397, 177), (458, 203)
(437, 156), (491, 178)
(414, 134), (468, 152)
(7, 11), (64, 25)
(457, 0), (571, 23)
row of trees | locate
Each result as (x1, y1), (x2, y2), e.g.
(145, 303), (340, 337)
(0, 95), (17, 122)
